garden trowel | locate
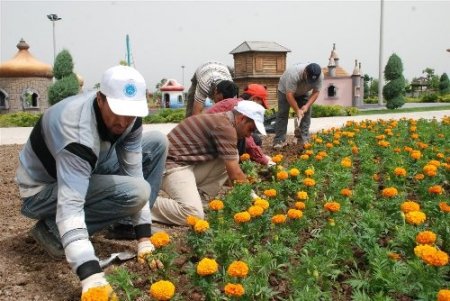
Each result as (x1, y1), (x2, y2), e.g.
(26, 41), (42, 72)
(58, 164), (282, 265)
(99, 251), (136, 268)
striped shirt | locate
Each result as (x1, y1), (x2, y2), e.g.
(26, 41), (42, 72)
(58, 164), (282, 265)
(166, 111), (238, 170)
(194, 61), (232, 104)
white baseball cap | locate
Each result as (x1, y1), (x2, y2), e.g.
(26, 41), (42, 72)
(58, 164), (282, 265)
(100, 65), (149, 117)
(234, 100), (267, 135)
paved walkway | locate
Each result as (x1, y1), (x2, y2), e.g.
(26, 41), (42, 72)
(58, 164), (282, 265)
(1, 109), (449, 145)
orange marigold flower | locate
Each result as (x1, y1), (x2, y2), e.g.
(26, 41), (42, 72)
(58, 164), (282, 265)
(304, 168), (314, 176)
(428, 159), (441, 167)
(341, 157), (352, 168)
(224, 283), (245, 297)
(263, 189), (277, 198)
(400, 201), (420, 213)
(410, 150), (422, 160)
(423, 164), (438, 177)
(287, 209), (303, 219)
(305, 150), (313, 156)
(388, 252), (401, 261)
(439, 202), (450, 213)
(393, 147), (401, 153)
(429, 185), (443, 195)
(437, 289), (450, 301)
(404, 146), (413, 152)
(340, 188), (352, 197)
(373, 173), (380, 181)
(247, 205), (264, 218)
(315, 138), (323, 144)
(276, 170), (289, 181)
(81, 285), (118, 301)
(209, 199), (224, 211)
(421, 248), (449, 267)
(317, 151), (328, 157)
(150, 231), (171, 248)
(197, 258), (219, 276)
(272, 154), (283, 163)
(326, 142), (334, 148)
(416, 231), (437, 245)
(271, 214), (287, 224)
(304, 142), (312, 149)
(405, 211), (426, 225)
(295, 201), (306, 210)
(300, 154), (310, 160)
(378, 140), (390, 147)
(351, 146), (359, 154)
(254, 198), (269, 210)
(436, 152), (445, 159)
(410, 133), (419, 140)
(381, 187), (398, 198)
(289, 168), (300, 177)
(194, 220), (210, 233)
(393, 167), (407, 177)
(186, 215), (200, 227)
(227, 261), (249, 278)
(414, 173), (425, 181)
(149, 280), (175, 301)
(234, 211), (251, 223)
(324, 202), (341, 212)
(303, 177), (316, 187)
(240, 153), (250, 161)
(315, 154), (324, 161)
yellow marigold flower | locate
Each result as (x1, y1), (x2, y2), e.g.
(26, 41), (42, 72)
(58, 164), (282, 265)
(254, 198), (269, 210)
(81, 285), (118, 301)
(423, 164), (437, 177)
(317, 151), (327, 157)
(271, 214), (287, 224)
(149, 280), (175, 301)
(272, 154), (283, 163)
(417, 142), (428, 149)
(315, 154), (324, 161)
(297, 191), (308, 201)
(416, 231), (437, 245)
(414, 244), (435, 257)
(436, 152), (445, 159)
(393, 167), (407, 177)
(304, 142), (312, 149)
(388, 252), (401, 261)
(247, 205), (264, 217)
(186, 215), (199, 227)
(439, 202), (450, 213)
(194, 220), (210, 233)
(209, 199), (224, 211)
(340, 188), (352, 197)
(428, 159), (441, 167)
(234, 211), (251, 223)
(400, 201), (420, 213)
(381, 187), (398, 198)
(295, 201), (306, 210)
(197, 258), (219, 276)
(411, 133), (419, 140)
(375, 134), (386, 140)
(341, 157), (352, 168)
(303, 177), (316, 187)
(378, 140), (390, 147)
(224, 283), (245, 297)
(263, 189), (277, 198)
(276, 170), (289, 181)
(240, 153), (250, 161)
(393, 147), (401, 153)
(325, 142), (333, 148)
(410, 150), (422, 160)
(405, 211), (426, 225)
(324, 202), (341, 212)
(289, 168), (300, 177)
(227, 261), (249, 278)
(414, 173), (425, 181)
(315, 138), (323, 144)
(437, 289), (450, 301)
(304, 168), (314, 176)
(287, 209), (303, 219)
(150, 231), (171, 248)
(429, 185), (443, 195)
(300, 154), (310, 160)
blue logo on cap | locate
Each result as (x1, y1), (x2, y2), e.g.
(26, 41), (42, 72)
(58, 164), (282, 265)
(123, 83), (137, 98)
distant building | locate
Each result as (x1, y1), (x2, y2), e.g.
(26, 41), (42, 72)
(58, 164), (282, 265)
(0, 39), (53, 114)
(230, 41), (290, 108)
(315, 43), (364, 107)
(160, 79), (185, 109)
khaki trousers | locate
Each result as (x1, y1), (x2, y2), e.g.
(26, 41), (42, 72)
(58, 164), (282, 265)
(151, 158), (228, 225)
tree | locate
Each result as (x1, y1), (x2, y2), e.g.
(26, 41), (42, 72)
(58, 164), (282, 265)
(48, 49), (80, 105)
(369, 79), (379, 97)
(363, 74), (371, 99)
(438, 73), (450, 95)
(383, 53), (405, 109)
(422, 67), (440, 90)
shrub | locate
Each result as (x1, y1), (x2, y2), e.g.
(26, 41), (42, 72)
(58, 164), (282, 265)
(48, 73), (80, 105)
(311, 104), (346, 117)
(53, 49), (74, 79)
(383, 53), (405, 109)
(421, 93), (439, 103)
(0, 112), (41, 127)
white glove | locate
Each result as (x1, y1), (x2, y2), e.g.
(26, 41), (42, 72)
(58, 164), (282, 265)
(250, 190), (260, 200)
(137, 240), (155, 263)
(81, 272), (109, 293)
(265, 155), (276, 167)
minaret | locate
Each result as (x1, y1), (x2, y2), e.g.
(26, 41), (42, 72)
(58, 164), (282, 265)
(352, 60), (362, 106)
(327, 43), (338, 77)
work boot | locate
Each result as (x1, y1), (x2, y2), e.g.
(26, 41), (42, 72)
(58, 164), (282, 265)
(30, 220), (65, 260)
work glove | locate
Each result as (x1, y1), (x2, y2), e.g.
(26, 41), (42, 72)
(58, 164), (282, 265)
(137, 240), (164, 271)
(250, 190), (261, 200)
(80, 272), (117, 301)
(265, 155), (276, 167)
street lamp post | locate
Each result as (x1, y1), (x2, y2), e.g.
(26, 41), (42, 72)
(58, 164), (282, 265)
(47, 14), (62, 64)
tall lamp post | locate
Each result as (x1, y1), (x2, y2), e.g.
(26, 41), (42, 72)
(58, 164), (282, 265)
(47, 13), (62, 64)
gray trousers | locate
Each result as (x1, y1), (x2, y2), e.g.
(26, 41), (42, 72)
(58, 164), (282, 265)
(273, 91), (312, 145)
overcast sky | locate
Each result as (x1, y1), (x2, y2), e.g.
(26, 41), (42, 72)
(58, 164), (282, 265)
(1, 0), (449, 92)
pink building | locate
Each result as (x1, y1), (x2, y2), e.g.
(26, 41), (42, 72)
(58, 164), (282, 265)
(315, 43), (364, 108)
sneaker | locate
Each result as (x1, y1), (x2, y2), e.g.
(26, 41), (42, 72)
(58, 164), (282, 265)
(30, 220), (65, 259)
(273, 141), (288, 149)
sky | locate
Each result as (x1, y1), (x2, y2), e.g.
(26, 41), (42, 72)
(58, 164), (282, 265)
(1, 0), (449, 92)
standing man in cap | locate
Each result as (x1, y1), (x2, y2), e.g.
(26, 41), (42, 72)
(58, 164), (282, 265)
(272, 63), (323, 149)
(16, 65), (167, 300)
(152, 100), (267, 225)
(185, 61), (239, 117)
